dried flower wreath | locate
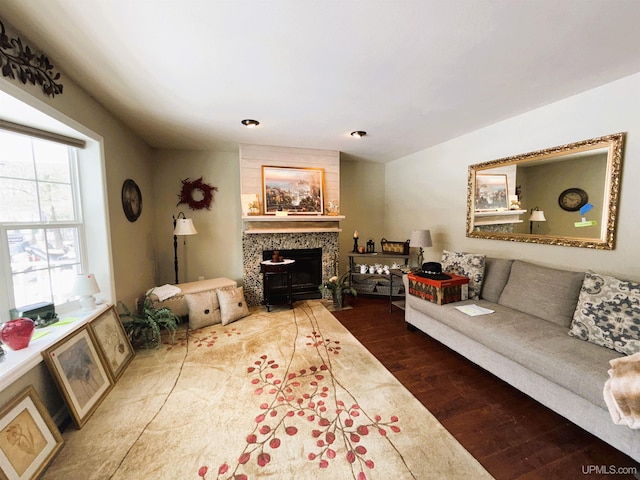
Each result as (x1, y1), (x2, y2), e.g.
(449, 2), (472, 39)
(177, 177), (218, 210)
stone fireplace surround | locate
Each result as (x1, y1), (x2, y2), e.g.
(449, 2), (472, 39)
(242, 231), (339, 307)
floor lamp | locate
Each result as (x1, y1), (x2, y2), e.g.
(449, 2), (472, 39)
(529, 207), (546, 234)
(173, 212), (198, 284)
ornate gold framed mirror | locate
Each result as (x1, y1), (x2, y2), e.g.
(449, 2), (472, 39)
(466, 133), (625, 249)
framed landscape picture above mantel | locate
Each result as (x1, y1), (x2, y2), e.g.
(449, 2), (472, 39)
(475, 174), (508, 211)
(262, 166), (324, 214)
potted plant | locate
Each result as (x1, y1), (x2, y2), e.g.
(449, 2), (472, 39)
(320, 271), (357, 309)
(118, 290), (181, 349)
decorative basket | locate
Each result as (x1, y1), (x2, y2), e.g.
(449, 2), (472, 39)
(380, 238), (410, 255)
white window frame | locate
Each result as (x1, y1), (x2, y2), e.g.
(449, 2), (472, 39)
(0, 84), (114, 324)
(0, 136), (88, 314)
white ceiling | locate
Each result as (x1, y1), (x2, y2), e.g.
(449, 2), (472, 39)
(3, 0), (640, 163)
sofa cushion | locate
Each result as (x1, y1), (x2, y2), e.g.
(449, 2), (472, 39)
(217, 286), (250, 325)
(441, 250), (486, 300)
(480, 258), (513, 303)
(497, 260), (584, 327)
(568, 271), (640, 355)
(405, 292), (622, 409)
(185, 290), (221, 329)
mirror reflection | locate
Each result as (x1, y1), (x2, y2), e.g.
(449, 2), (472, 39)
(466, 133), (625, 249)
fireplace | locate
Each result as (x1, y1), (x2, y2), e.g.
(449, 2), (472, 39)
(262, 248), (323, 302)
(242, 231), (339, 307)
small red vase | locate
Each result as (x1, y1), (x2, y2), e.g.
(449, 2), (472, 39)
(1, 318), (35, 351)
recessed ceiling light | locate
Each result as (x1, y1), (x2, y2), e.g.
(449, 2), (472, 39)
(241, 119), (260, 127)
(350, 131), (367, 138)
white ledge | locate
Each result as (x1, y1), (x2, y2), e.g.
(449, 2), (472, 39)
(474, 210), (526, 217)
(242, 215), (345, 221)
(0, 303), (110, 392)
(474, 219), (524, 226)
(245, 228), (342, 234)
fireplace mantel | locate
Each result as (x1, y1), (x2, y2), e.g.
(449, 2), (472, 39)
(243, 215), (345, 234)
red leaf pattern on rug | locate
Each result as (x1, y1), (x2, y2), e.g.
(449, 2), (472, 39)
(204, 310), (402, 480)
(168, 326), (241, 351)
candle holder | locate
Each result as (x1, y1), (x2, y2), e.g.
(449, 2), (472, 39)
(353, 237), (359, 253)
(366, 239), (375, 253)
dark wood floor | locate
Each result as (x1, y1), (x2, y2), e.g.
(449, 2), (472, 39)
(330, 296), (639, 480)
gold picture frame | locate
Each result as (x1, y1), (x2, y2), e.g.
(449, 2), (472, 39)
(88, 306), (134, 382)
(43, 327), (113, 428)
(466, 132), (625, 249)
(0, 387), (63, 480)
(262, 166), (324, 214)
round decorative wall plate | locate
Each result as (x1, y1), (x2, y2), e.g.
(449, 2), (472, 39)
(122, 178), (142, 222)
(558, 187), (588, 212)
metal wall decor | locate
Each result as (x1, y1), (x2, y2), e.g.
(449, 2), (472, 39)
(177, 177), (218, 210)
(0, 19), (64, 97)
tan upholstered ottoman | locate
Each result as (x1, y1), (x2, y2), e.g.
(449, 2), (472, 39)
(149, 278), (237, 317)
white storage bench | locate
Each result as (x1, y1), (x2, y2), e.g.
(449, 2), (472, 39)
(148, 278), (237, 317)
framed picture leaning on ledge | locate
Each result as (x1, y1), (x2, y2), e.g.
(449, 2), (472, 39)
(43, 327), (113, 428)
(88, 306), (134, 382)
(0, 386), (63, 480)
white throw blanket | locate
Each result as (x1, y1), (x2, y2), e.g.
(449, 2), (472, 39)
(603, 351), (640, 429)
(147, 284), (182, 302)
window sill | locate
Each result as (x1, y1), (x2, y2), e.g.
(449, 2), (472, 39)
(0, 303), (110, 392)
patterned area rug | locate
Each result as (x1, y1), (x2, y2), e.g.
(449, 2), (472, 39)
(42, 300), (493, 479)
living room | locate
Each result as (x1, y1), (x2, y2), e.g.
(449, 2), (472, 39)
(1, 1), (640, 478)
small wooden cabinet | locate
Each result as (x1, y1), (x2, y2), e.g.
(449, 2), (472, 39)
(260, 259), (295, 311)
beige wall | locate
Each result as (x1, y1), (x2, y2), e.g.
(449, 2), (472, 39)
(151, 149), (243, 286)
(385, 72), (640, 281)
(0, 18), (156, 417)
(150, 149), (385, 284)
(515, 154), (606, 238)
(339, 157), (386, 273)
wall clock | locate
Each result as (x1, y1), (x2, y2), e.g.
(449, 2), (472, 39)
(122, 179), (142, 222)
(558, 187), (588, 212)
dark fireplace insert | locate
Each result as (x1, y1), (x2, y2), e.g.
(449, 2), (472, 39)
(262, 248), (323, 302)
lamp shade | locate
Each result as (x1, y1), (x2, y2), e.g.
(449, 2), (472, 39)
(73, 273), (100, 296)
(73, 273), (100, 310)
(529, 210), (547, 222)
(409, 230), (433, 248)
(173, 218), (198, 235)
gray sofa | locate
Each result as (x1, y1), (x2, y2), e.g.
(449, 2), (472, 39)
(403, 258), (640, 462)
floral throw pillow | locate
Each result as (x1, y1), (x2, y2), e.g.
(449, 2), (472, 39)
(440, 250), (486, 300)
(568, 271), (640, 355)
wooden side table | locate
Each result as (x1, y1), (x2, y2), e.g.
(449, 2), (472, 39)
(260, 259), (295, 311)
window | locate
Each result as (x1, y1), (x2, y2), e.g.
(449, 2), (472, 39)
(0, 129), (85, 310)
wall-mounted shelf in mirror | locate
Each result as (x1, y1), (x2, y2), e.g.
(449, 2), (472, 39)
(466, 133), (625, 249)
